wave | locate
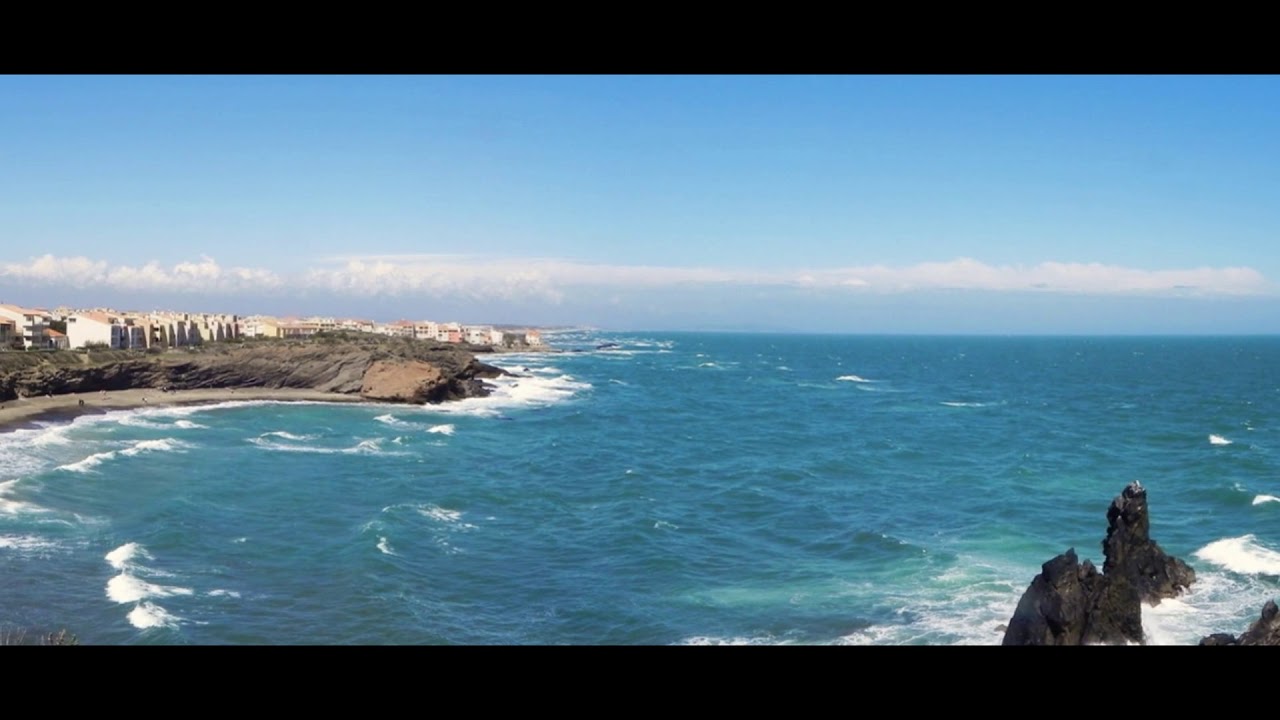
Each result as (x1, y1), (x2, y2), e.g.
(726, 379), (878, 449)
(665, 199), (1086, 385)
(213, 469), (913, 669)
(208, 589), (241, 599)
(249, 436), (402, 455)
(377, 537), (395, 555)
(425, 372), (592, 418)
(427, 424), (455, 436)
(58, 438), (188, 473)
(104, 542), (190, 629)
(58, 450), (117, 473)
(106, 542), (150, 570)
(1253, 495), (1280, 505)
(941, 401), (989, 408)
(0, 534), (60, 552)
(127, 602), (182, 630)
(417, 504), (466, 524)
(836, 374), (873, 383)
(262, 430), (316, 441)
(0, 479), (45, 516)
(374, 414), (417, 429)
(106, 573), (194, 603)
(1209, 434), (1233, 446)
(174, 420), (206, 429)
(1194, 535), (1280, 575)
(678, 635), (793, 646)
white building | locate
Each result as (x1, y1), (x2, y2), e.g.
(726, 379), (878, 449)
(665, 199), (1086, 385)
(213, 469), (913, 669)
(66, 312), (124, 349)
(0, 304), (53, 349)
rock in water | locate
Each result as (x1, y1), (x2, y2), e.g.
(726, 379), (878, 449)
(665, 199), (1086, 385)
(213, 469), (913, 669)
(1199, 600), (1280, 646)
(1102, 482), (1196, 604)
(1002, 482), (1193, 646)
(1001, 549), (1140, 645)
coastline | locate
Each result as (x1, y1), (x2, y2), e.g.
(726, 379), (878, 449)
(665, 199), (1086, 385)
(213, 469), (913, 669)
(0, 388), (364, 435)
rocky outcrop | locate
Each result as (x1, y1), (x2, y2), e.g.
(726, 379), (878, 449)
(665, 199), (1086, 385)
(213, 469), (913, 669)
(1002, 482), (1193, 645)
(1199, 600), (1280, 646)
(1102, 482), (1196, 603)
(0, 336), (509, 405)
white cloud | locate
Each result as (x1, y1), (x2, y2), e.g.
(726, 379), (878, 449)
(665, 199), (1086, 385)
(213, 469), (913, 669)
(0, 253), (1269, 300)
(0, 254), (284, 293)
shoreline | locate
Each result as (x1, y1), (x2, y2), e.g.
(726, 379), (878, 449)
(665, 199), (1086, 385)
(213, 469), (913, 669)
(0, 388), (365, 435)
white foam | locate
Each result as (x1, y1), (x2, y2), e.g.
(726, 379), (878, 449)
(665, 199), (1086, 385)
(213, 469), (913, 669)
(417, 505), (463, 523)
(119, 438), (187, 456)
(106, 574), (194, 603)
(58, 450), (117, 473)
(58, 438), (187, 473)
(30, 426), (73, 447)
(1253, 494), (1280, 505)
(262, 430), (315, 441)
(941, 401), (988, 408)
(375, 414), (417, 429)
(105, 542), (150, 570)
(679, 635), (792, 646)
(1194, 535), (1280, 575)
(653, 520), (680, 530)
(127, 602), (181, 630)
(426, 372), (591, 417)
(0, 535), (60, 552)
(249, 436), (402, 455)
(377, 537), (395, 555)
(174, 420), (206, 429)
(1140, 568), (1277, 645)
(208, 589), (241, 599)
(0, 479), (45, 516)
(427, 424), (455, 436)
(525, 366), (562, 375)
(698, 362), (718, 368)
(836, 374), (873, 383)
(1210, 434), (1233, 446)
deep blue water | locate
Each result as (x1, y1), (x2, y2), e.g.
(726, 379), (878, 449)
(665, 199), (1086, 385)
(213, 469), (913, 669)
(2, 333), (1278, 644)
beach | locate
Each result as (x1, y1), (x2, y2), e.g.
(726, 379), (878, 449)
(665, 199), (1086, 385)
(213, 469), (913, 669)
(0, 388), (364, 434)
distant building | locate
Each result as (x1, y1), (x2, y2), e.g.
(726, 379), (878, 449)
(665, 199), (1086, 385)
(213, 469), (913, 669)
(66, 312), (125, 349)
(45, 328), (70, 350)
(0, 320), (16, 349)
(0, 304), (53, 349)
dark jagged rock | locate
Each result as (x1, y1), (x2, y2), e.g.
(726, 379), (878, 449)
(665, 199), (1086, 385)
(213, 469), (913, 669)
(1102, 482), (1196, 604)
(1002, 549), (1142, 645)
(1003, 482), (1194, 646)
(1199, 600), (1280, 646)
(0, 336), (510, 405)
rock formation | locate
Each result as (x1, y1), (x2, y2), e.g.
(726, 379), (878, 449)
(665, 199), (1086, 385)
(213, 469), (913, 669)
(0, 335), (510, 405)
(1102, 482), (1196, 603)
(1199, 600), (1280, 646)
(1002, 482), (1194, 645)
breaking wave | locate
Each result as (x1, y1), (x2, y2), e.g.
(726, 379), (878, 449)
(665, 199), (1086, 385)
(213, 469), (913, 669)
(1194, 535), (1280, 575)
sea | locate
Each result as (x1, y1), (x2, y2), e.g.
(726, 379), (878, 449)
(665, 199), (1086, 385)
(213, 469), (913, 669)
(1, 332), (1278, 645)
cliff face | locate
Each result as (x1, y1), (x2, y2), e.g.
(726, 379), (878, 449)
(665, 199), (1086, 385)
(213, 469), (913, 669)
(0, 337), (509, 404)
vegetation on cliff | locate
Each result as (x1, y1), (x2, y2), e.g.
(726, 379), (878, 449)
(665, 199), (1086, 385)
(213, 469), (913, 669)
(0, 333), (510, 404)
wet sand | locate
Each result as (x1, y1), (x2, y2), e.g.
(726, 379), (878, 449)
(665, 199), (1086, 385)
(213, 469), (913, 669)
(0, 388), (365, 434)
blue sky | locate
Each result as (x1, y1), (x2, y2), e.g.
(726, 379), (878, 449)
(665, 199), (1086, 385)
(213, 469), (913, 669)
(2, 75), (1279, 333)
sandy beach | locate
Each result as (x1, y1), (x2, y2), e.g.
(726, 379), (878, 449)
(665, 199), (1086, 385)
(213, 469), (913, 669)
(0, 388), (365, 434)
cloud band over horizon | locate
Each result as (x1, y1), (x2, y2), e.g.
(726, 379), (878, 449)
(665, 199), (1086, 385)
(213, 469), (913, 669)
(0, 253), (1270, 303)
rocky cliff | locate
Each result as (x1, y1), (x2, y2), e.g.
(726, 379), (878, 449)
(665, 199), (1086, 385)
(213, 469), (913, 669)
(0, 336), (509, 404)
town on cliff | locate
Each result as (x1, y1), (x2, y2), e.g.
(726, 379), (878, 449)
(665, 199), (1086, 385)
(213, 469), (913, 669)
(0, 302), (545, 352)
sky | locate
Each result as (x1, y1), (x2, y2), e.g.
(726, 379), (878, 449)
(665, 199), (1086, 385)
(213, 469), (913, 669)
(2, 74), (1279, 333)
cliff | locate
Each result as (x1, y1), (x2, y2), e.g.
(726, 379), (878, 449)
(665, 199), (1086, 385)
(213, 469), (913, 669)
(0, 335), (509, 404)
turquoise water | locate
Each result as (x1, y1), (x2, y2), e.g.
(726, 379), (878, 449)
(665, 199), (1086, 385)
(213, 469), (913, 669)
(2, 333), (1278, 644)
